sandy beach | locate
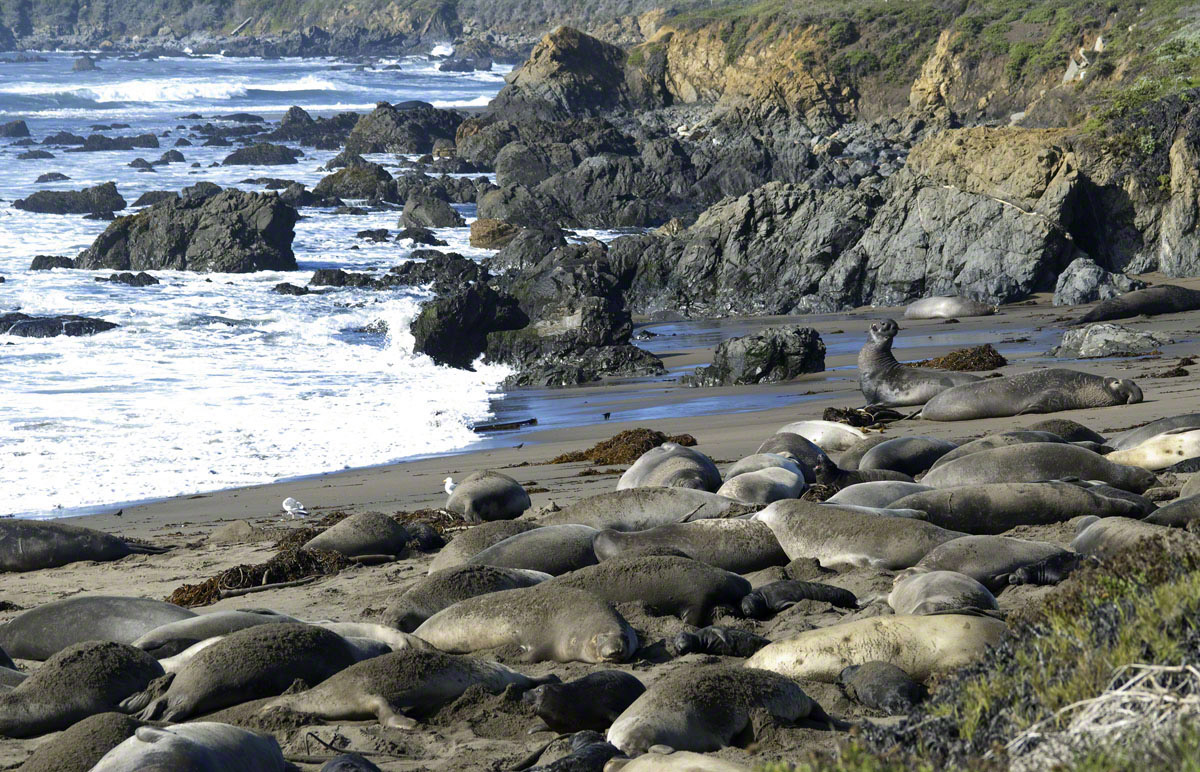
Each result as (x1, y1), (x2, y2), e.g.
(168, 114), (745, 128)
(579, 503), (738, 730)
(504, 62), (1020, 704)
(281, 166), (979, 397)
(4, 279), (1200, 770)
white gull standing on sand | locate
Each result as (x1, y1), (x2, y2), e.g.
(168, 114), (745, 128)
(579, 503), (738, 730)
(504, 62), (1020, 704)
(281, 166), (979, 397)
(444, 477), (457, 496)
(282, 497), (308, 518)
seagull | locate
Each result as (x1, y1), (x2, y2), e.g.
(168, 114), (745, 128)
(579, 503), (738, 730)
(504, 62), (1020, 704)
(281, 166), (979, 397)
(444, 477), (457, 495)
(282, 497), (308, 519)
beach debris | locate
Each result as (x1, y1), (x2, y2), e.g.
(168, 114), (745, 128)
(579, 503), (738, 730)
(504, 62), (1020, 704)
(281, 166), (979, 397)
(550, 428), (698, 466)
(823, 406), (904, 428)
(911, 344), (1007, 372)
(165, 546), (353, 607)
(282, 497), (308, 519)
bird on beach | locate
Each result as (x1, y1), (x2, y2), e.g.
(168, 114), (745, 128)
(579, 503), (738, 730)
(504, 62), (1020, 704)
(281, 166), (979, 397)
(603, 412), (611, 420)
(282, 497), (308, 519)
(444, 477), (457, 495)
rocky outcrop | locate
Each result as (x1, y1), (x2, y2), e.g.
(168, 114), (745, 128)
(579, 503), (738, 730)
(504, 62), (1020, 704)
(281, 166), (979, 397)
(72, 55), (98, 71)
(29, 255), (75, 270)
(344, 101), (462, 155)
(400, 192), (464, 228)
(13, 182), (125, 215)
(1, 119), (28, 137)
(69, 134), (159, 152)
(264, 107), (357, 149)
(0, 313), (117, 337)
(312, 163), (399, 203)
(411, 283), (527, 369)
(1053, 258), (1146, 306)
(1052, 323), (1170, 359)
(221, 143), (302, 165)
(685, 326), (825, 386)
(470, 218), (520, 248)
(75, 190), (298, 273)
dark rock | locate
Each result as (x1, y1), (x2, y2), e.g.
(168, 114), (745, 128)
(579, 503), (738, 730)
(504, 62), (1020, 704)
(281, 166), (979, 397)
(69, 134), (160, 152)
(17, 149), (53, 160)
(487, 226), (568, 273)
(75, 190), (298, 273)
(72, 56), (99, 72)
(1, 120), (29, 138)
(273, 282), (310, 296)
(322, 149), (368, 170)
(411, 283), (528, 369)
(1053, 257), (1147, 306)
(214, 113), (265, 123)
(356, 228), (390, 242)
(439, 57), (492, 73)
(279, 182), (343, 208)
(312, 163), (399, 203)
(395, 227), (447, 246)
(0, 276), (5, 283)
(30, 255), (75, 270)
(202, 137), (232, 147)
(13, 182), (125, 215)
(42, 131), (86, 145)
(221, 143), (303, 166)
(156, 150), (186, 164)
(685, 326), (826, 386)
(476, 184), (568, 228)
(174, 138), (192, 147)
(264, 109), (357, 149)
(0, 313), (117, 337)
(128, 158), (153, 170)
(344, 101), (462, 155)
(388, 252), (487, 292)
(35, 172), (69, 183)
(132, 191), (178, 208)
(99, 272), (159, 287)
(181, 182), (222, 200)
(400, 192), (464, 228)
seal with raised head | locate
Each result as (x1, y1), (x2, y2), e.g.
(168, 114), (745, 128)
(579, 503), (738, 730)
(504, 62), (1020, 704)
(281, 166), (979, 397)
(0, 595), (196, 660)
(428, 519), (541, 574)
(813, 457), (913, 492)
(1071, 516), (1177, 558)
(131, 609), (301, 657)
(904, 296), (996, 319)
(755, 433), (830, 475)
(592, 519), (787, 574)
(776, 420), (866, 454)
(1110, 414), (1200, 450)
(916, 535), (1069, 591)
(928, 431), (1069, 470)
(446, 470), (531, 522)
(826, 481), (934, 509)
(16, 711), (143, 772)
(858, 437), (958, 477)
(716, 467), (807, 504)
(740, 580), (858, 619)
(887, 568), (997, 615)
(669, 627), (770, 658)
(920, 443), (1157, 493)
(746, 614), (1006, 682)
(524, 670), (646, 732)
(466, 523), (599, 575)
(302, 511), (410, 558)
(1074, 284), (1200, 325)
(381, 564), (551, 632)
(262, 649), (554, 728)
(922, 368), (1142, 421)
(1106, 428), (1200, 471)
(538, 488), (749, 531)
(755, 498), (965, 570)
(90, 722), (289, 772)
(838, 662), (927, 714)
(617, 443), (722, 492)
(413, 584), (638, 664)
(858, 319), (982, 407)
(548, 556), (750, 626)
(0, 641), (163, 738)
(607, 666), (835, 755)
(0, 519), (168, 573)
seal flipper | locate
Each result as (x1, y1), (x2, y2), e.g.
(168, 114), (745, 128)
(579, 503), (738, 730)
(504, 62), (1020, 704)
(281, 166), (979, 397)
(368, 696), (417, 729)
(121, 671), (174, 717)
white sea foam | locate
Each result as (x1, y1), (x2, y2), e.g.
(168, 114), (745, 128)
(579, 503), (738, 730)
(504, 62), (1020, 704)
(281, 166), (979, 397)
(0, 75), (340, 103)
(430, 43), (455, 57)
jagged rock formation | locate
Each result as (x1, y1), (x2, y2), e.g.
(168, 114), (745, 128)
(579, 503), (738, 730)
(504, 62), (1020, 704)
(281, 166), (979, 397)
(13, 182), (126, 215)
(685, 326), (826, 387)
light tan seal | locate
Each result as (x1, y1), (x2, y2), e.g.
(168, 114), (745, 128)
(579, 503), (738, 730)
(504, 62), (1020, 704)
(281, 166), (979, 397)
(887, 568), (998, 615)
(919, 442), (1157, 493)
(617, 443), (722, 492)
(916, 535), (1069, 592)
(90, 722), (288, 772)
(1105, 428), (1200, 471)
(446, 470), (531, 522)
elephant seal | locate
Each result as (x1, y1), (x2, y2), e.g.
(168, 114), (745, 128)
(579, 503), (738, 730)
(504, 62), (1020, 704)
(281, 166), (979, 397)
(920, 443), (1157, 493)
(1025, 418), (1106, 444)
(592, 519), (787, 574)
(858, 437), (958, 476)
(1182, 474), (1200, 499)
(746, 614), (1006, 682)
(826, 481), (934, 508)
(381, 564), (551, 632)
(891, 481), (1145, 534)
(904, 296), (995, 319)
(428, 519), (540, 574)
(606, 751), (752, 771)
(1008, 552), (1091, 586)
(125, 623), (362, 721)
(617, 444), (721, 492)
(725, 453), (807, 480)
(1071, 517), (1177, 558)
(741, 580), (858, 619)
(1110, 414), (1200, 450)
(158, 638), (224, 673)
(539, 488), (749, 531)
(0, 644), (13, 671)
(466, 524), (599, 575)
(1106, 429), (1200, 470)
(90, 722), (288, 772)
(607, 666), (833, 755)
(1074, 284), (1200, 325)
(716, 467), (807, 504)
(777, 420), (866, 453)
(0, 665), (24, 688)
(527, 732), (623, 771)
(837, 435), (894, 471)
(524, 670), (646, 732)
(755, 499), (964, 570)
(131, 610), (300, 656)
(816, 503), (928, 520)
(0, 641), (163, 738)
(321, 755), (383, 772)
(916, 535), (1069, 591)
(413, 584), (638, 664)
(16, 711), (142, 772)
(315, 622), (432, 653)
(0, 519), (168, 573)
(669, 627), (770, 658)
(302, 511), (410, 558)
(888, 569), (997, 615)
(0, 595), (196, 660)
(1145, 494), (1200, 528)
(838, 662), (927, 713)
(548, 556), (750, 626)
(858, 319), (981, 407)
(446, 470), (531, 522)
(755, 433), (830, 474)
(928, 431), (1069, 469)
(813, 457), (914, 491)
(922, 368), (1142, 421)
(263, 649), (553, 727)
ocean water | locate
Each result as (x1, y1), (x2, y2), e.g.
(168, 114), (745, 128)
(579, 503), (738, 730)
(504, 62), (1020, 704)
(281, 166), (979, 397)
(0, 52), (518, 517)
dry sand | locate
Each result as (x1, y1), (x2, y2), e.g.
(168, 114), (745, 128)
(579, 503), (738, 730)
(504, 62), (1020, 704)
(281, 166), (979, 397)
(3, 280), (1199, 770)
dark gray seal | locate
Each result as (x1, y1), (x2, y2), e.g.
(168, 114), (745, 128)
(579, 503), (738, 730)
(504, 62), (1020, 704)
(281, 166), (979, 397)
(380, 564), (550, 632)
(1110, 413), (1200, 450)
(525, 732), (622, 772)
(16, 711), (142, 772)
(617, 443), (722, 492)
(756, 433), (830, 478)
(465, 523), (599, 575)
(837, 435), (894, 471)
(524, 670), (646, 732)
(1074, 284), (1200, 325)
(858, 437), (958, 477)
(858, 319), (981, 408)
(428, 519), (540, 573)
(538, 488), (749, 531)
(838, 662), (927, 714)
(922, 368), (1142, 421)
(928, 431), (1069, 470)
(740, 580), (858, 619)
(89, 722), (288, 772)
(1024, 418), (1106, 444)
(1008, 552), (1091, 586)
(814, 457), (914, 492)
(592, 519), (788, 574)
(916, 535), (1069, 591)
(1148, 495), (1200, 527)
(131, 609), (300, 657)
(0, 595), (196, 660)
(446, 470), (531, 522)
(920, 443), (1157, 493)
(669, 627), (771, 658)
(0, 641), (163, 738)
(0, 644), (13, 671)
(302, 511), (409, 558)
(0, 519), (168, 573)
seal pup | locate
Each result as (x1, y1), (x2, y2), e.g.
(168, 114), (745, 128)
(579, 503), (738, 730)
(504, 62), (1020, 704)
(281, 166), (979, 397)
(1145, 494), (1200, 528)
(466, 523), (599, 575)
(826, 481), (934, 508)
(158, 637), (224, 673)
(1008, 552), (1091, 586)
(302, 511), (410, 558)
(904, 296), (996, 319)
(413, 584), (638, 664)
(1110, 414), (1200, 450)
(741, 580), (857, 618)
(427, 519), (540, 574)
(16, 711), (143, 772)
(607, 666), (835, 755)
(776, 420), (866, 453)
(0, 641), (163, 738)
(446, 470), (531, 522)
(592, 519), (788, 574)
(1074, 284), (1200, 325)
(0, 595), (196, 660)
(858, 437), (958, 477)
(813, 457), (913, 492)
(525, 731), (623, 771)
(928, 431), (1070, 469)
(90, 722), (288, 772)
(669, 627), (770, 658)
(919, 443), (1157, 493)
(1071, 516), (1177, 558)
(524, 670), (646, 732)
(922, 368), (1142, 421)
(321, 755), (383, 772)
(916, 535), (1069, 591)
(755, 433), (830, 475)
(755, 499), (965, 570)
(381, 564), (551, 632)
(716, 467), (807, 504)
(538, 488), (748, 531)
(887, 568), (998, 615)
(0, 519), (168, 573)
(1106, 428), (1200, 470)
(617, 444), (722, 492)
(838, 662), (927, 714)
(132, 609), (301, 656)
(745, 614), (1006, 682)
(857, 319), (982, 407)
(262, 649), (553, 728)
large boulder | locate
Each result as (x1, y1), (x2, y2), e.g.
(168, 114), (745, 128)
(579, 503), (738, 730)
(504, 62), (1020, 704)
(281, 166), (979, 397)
(311, 162), (399, 203)
(221, 143), (302, 165)
(0, 313), (117, 338)
(75, 190), (298, 273)
(400, 192), (464, 229)
(73, 56), (99, 72)
(1053, 257), (1146, 306)
(411, 284), (527, 369)
(685, 326), (826, 386)
(1, 120), (29, 138)
(13, 182), (125, 215)
(73, 134), (159, 151)
(264, 107), (358, 149)
(344, 101), (462, 155)
(1052, 323), (1170, 358)
(469, 218), (520, 249)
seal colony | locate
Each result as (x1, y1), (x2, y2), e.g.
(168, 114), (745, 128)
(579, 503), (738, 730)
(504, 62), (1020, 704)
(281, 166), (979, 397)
(5, 283), (1200, 771)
